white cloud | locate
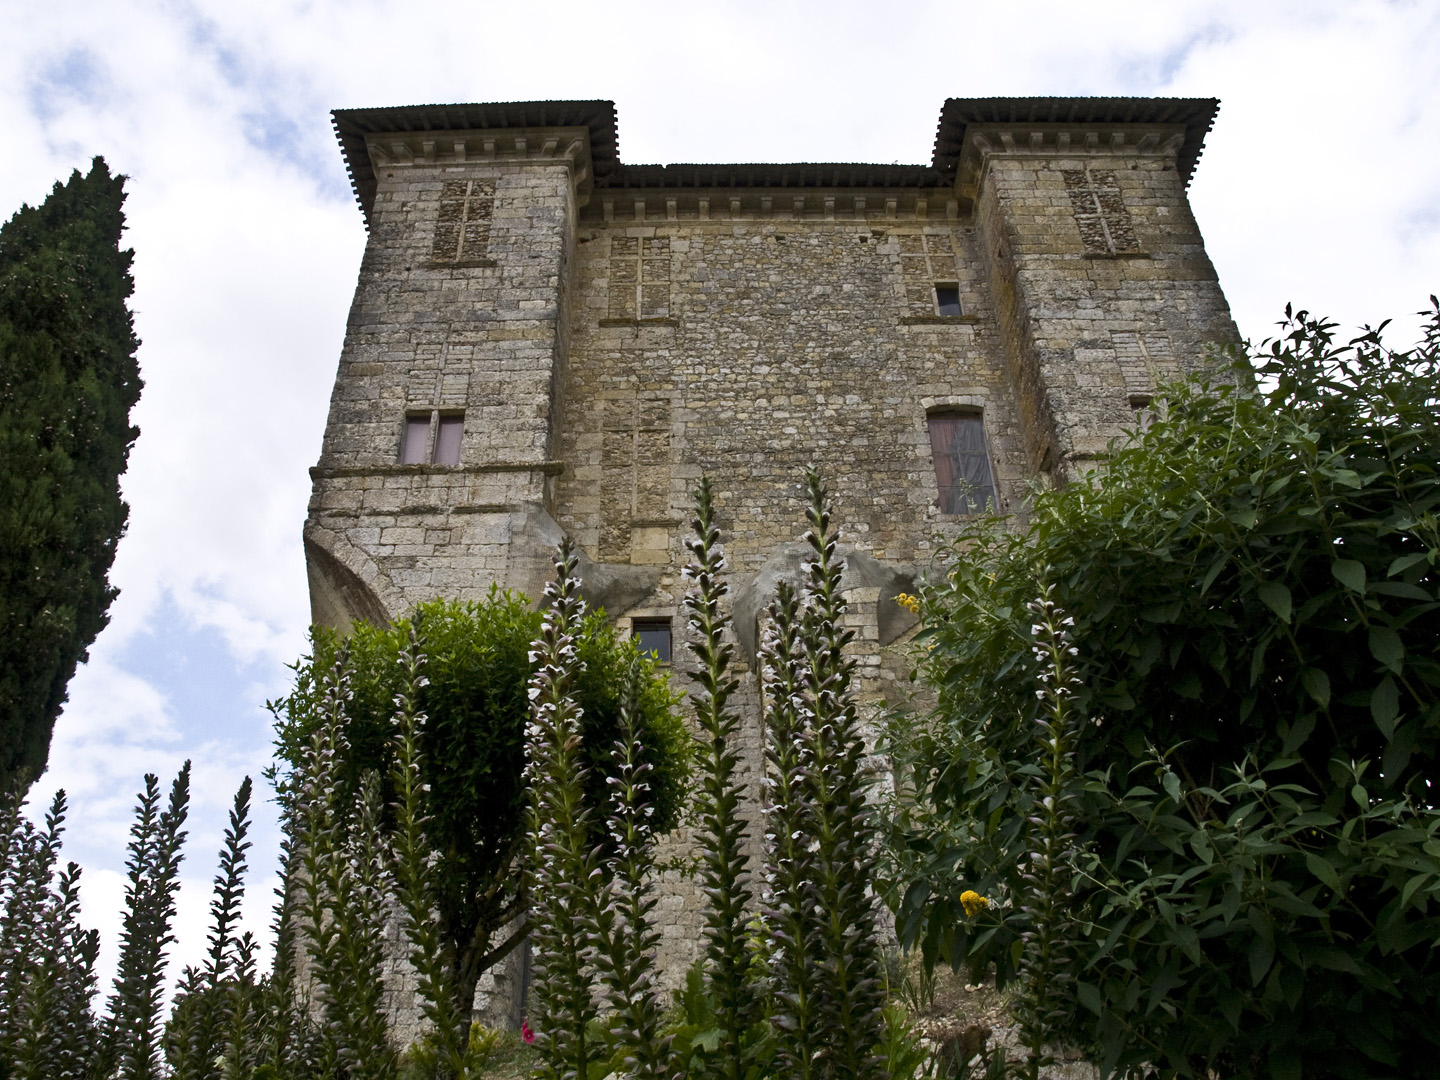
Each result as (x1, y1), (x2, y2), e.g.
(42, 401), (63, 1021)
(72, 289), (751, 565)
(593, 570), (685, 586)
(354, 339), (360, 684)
(3, 0), (1437, 1013)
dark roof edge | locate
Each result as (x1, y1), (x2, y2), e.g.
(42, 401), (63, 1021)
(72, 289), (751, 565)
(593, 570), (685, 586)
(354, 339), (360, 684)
(932, 96), (1220, 186)
(596, 162), (946, 190)
(331, 96), (1222, 221)
(332, 100), (619, 223)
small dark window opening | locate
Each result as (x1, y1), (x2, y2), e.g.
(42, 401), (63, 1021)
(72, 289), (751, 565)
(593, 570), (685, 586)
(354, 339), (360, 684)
(633, 618), (672, 662)
(1128, 394), (1157, 431)
(934, 284), (962, 317)
(400, 411), (465, 465)
(928, 412), (996, 515)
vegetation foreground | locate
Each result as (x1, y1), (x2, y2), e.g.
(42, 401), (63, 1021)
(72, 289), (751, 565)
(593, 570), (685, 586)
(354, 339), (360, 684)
(1, 304), (1439, 1080)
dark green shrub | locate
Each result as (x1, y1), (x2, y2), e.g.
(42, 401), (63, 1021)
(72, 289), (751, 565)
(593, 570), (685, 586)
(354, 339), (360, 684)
(0, 158), (142, 790)
(890, 304), (1440, 1078)
(270, 587), (688, 1017)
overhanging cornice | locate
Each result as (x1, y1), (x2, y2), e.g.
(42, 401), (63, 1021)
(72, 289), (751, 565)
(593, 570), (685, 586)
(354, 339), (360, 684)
(931, 96), (1219, 186)
(333, 101), (619, 224)
(332, 96), (1221, 223)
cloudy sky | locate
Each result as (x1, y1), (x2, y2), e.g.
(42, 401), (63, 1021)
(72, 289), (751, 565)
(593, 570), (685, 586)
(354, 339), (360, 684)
(3, 0), (1438, 997)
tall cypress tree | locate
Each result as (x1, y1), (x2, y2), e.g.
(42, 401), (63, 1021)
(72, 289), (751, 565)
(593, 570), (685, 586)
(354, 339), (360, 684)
(0, 157), (141, 789)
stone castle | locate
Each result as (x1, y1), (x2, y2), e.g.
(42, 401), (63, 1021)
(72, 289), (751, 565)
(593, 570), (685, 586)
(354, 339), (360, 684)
(305, 96), (1239, 1025)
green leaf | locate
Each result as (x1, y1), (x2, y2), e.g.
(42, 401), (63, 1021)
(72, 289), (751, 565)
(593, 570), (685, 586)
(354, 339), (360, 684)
(1300, 667), (1331, 708)
(1369, 626), (1404, 673)
(693, 1028), (723, 1053)
(1310, 946), (1364, 974)
(1401, 873), (1430, 909)
(1351, 783), (1369, 810)
(1258, 581), (1292, 623)
(1076, 980), (1104, 1016)
(1141, 600), (1182, 623)
(1248, 635), (1271, 688)
(1162, 770), (1182, 805)
(1200, 555), (1228, 595)
(1248, 933), (1275, 987)
(1383, 722), (1418, 780)
(1387, 552), (1429, 577)
(1370, 677), (1399, 739)
(1284, 714), (1319, 754)
(1331, 558), (1366, 594)
(1370, 580), (1433, 601)
(1268, 1046), (1301, 1080)
(1306, 852), (1341, 891)
(1218, 985), (1242, 1031)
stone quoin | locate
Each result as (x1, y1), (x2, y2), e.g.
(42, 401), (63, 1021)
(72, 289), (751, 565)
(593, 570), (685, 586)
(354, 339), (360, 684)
(305, 96), (1239, 1032)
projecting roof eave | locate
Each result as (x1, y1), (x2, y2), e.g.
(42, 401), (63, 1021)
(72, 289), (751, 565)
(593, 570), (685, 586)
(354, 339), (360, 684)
(597, 162), (948, 190)
(332, 100), (620, 224)
(931, 96), (1220, 187)
(331, 96), (1221, 224)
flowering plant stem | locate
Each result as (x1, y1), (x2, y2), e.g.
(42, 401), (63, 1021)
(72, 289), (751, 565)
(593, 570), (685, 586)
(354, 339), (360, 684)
(758, 579), (823, 1080)
(1015, 585), (1082, 1080)
(389, 616), (473, 1078)
(792, 468), (886, 1080)
(589, 656), (672, 1080)
(294, 653), (395, 1080)
(683, 476), (757, 1080)
(524, 538), (602, 1080)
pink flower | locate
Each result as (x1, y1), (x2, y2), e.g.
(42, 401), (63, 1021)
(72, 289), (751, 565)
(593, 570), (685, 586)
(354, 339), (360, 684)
(521, 1019), (534, 1044)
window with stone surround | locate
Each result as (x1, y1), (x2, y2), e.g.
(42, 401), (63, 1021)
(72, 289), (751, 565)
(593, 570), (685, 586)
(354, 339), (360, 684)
(1129, 394), (1164, 431)
(598, 396), (672, 560)
(899, 231), (961, 315)
(632, 618), (672, 662)
(1061, 168), (1139, 255)
(607, 235), (670, 319)
(934, 284), (963, 317)
(431, 179), (496, 264)
(927, 411), (996, 514)
(399, 411), (464, 466)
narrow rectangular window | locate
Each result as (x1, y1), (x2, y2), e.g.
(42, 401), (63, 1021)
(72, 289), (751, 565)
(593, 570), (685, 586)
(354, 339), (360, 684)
(1129, 394), (1158, 431)
(928, 412), (996, 515)
(433, 414), (464, 466)
(934, 284), (962, 317)
(401, 415), (431, 464)
(632, 618), (672, 662)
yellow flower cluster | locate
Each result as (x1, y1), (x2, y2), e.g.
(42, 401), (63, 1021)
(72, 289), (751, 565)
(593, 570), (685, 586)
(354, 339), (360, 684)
(896, 593), (921, 615)
(960, 890), (989, 917)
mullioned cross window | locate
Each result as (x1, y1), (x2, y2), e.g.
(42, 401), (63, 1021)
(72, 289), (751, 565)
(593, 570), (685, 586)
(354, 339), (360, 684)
(898, 231), (961, 315)
(430, 180), (496, 265)
(608, 236), (671, 319)
(1061, 168), (1139, 255)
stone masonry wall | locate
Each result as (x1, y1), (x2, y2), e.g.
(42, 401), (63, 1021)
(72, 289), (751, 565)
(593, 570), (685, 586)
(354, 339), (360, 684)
(973, 142), (1239, 472)
(307, 139), (583, 624)
(306, 108), (1240, 1041)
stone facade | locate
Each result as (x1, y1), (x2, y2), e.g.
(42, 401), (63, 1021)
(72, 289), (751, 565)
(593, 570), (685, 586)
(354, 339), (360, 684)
(306, 97), (1239, 1034)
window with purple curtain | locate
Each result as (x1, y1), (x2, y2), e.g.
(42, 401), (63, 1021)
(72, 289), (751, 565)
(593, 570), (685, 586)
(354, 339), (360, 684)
(401, 415), (431, 464)
(433, 415), (464, 466)
(928, 412), (996, 514)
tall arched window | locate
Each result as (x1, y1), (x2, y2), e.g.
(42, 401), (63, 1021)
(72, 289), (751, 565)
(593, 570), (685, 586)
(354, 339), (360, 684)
(927, 410), (996, 514)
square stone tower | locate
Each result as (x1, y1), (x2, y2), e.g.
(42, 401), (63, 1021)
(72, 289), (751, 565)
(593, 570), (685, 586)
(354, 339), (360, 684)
(306, 96), (1239, 1020)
